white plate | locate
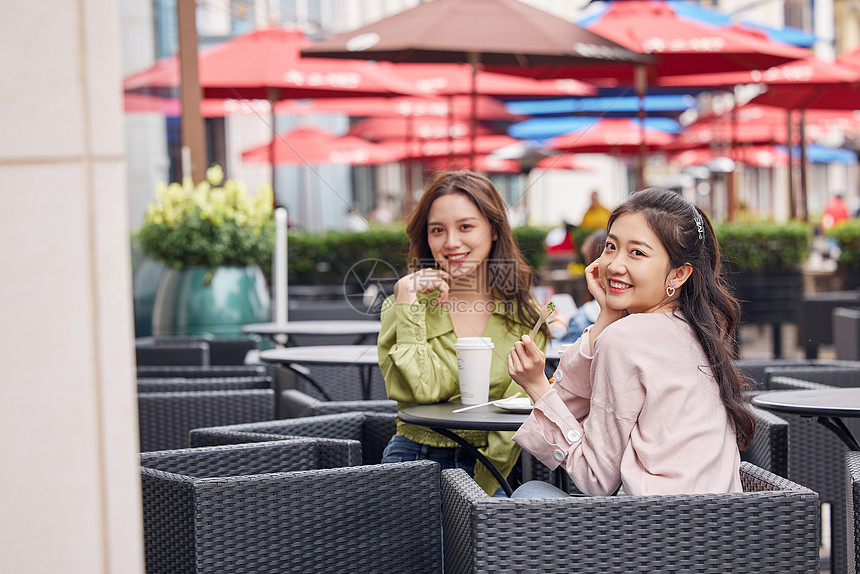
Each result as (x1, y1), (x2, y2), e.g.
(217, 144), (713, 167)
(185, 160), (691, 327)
(492, 397), (534, 413)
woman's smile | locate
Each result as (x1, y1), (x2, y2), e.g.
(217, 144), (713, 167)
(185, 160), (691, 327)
(445, 252), (469, 264)
(607, 278), (631, 293)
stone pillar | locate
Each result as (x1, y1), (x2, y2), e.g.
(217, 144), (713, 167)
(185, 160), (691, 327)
(0, 1), (144, 572)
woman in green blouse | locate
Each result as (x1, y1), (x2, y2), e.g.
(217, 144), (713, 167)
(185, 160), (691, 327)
(378, 170), (548, 495)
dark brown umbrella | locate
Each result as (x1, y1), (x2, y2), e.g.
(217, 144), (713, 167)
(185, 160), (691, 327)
(301, 0), (647, 169)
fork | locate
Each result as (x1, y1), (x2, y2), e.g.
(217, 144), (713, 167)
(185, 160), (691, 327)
(529, 300), (556, 339)
(452, 392), (522, 413)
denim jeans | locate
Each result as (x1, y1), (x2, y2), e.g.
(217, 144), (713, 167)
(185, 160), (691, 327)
(381, 434), (476, 477)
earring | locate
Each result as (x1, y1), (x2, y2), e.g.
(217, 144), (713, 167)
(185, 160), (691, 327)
(666, 280), (676, 297)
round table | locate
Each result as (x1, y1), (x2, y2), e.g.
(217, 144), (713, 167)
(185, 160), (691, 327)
(751, 388), (860, 450)
(259, 345), (380, 400)
(243, 321), (381, 345)
(399, 401), (558, 497)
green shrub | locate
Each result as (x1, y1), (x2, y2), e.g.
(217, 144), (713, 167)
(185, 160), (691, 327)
(286, 225), (548, 284)
(715, 221), (811, 271)
(135, 165), (275, 271)
(512, 226), (549, 271)
(827, 219), (860, 268)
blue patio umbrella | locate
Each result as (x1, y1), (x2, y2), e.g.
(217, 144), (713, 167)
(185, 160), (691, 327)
(579, 0), (816, 48)
(506, 93), (696, 118)
(784, 145), (857, 164)
(509, 116), (680, 141)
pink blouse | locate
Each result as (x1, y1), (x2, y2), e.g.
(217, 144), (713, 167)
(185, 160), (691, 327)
(513, 312), (742, 496)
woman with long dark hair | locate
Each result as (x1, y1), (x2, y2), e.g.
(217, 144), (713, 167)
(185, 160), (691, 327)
(378, 170), (548, 495)
(508, 188), (753, 496)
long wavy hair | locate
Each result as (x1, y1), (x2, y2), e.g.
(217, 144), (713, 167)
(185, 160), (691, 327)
(405, 170), (546, 337)
(607, 188), (755, 449)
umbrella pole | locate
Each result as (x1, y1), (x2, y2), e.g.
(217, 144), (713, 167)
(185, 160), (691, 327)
(469, 52), (480, 170)
(728, 94), (738, 222)
(447, 94), (455, 161)
(404, 114), (414, 219)
(787, 110), (796, 219)
(799, 110), (809, 222)
(268, 87), (279, 202)
(634, 65), (648, 191)
(274, 207), (288, 325)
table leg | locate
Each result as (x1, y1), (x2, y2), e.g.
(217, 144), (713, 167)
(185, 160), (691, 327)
(771, 323), (782, 358)
(286, 364), (333, 401)
(359, 365), (372, 400)
(431, 428), (514, 497)
(816, 416), (860, 450)
(555, 469), (570, 493)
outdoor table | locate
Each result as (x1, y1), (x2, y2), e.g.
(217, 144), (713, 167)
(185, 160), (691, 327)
(399, 401), (569, 497)
(751, 387), (860, 450)
(259, 345), (379, 401)
(243, 320), (381, 346)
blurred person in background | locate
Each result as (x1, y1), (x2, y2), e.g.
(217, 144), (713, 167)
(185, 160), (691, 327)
(580, 190), (611, 231)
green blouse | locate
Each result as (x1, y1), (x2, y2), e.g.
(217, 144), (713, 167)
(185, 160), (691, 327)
(377, 293), (547, 494)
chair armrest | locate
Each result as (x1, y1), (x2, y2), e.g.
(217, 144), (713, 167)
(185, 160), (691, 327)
(442, 463), (820, 574)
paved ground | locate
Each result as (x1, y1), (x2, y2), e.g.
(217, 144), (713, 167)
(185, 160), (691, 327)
(737, 322), (834, 573)
(738, 322), (836, 360)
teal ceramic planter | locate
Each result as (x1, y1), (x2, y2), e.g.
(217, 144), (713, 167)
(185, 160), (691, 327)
(152, 266), (270, 337)
(132, 257), (166, 337)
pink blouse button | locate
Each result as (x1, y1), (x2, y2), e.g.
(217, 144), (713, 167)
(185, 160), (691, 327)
(552, 449), (565, 462)
(566, 429), (581, 442)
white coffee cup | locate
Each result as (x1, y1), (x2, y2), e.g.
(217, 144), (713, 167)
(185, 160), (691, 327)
(454, 337), (495, 405)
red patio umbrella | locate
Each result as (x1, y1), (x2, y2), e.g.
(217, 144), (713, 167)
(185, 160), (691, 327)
(300, 0), (646, 172)
(546, 118), (675, 155)
(665, 119), (790, 150)
(670, 146), (787, 169)
(241, 126), (405, 166)
(123, 93), (276, 117)
(534, 154), (594, 171)
(376, 62), (596, 98)
(348, 116), (498, 142)
(411, 134), (521, 159)
(124, 28), (414, 100)
(425, 154), (522, 174)
(124, 28), (416, 193)
(658, 54), (860, 90)
(508, 1), (809, 84)
(490, 0), (808, 190)
(240, 125), (405, 231)
(275, 94), (523, 121)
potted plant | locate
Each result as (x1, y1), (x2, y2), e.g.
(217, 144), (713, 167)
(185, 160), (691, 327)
(135, 165), (275, 337)
(827, 219), (860, 289)
(715, 220), (811, 356)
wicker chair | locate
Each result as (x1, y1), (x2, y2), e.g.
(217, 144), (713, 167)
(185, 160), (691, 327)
(141, 440), (441, 574)
(137, 376), (274, 393)
(441, 462), (819, 574)
(734, 358), (854, 390)
(767, 375), (852, 573)
(741, 404), (789, 478)
(135, 340), (211, 367)
(189, 411), (397, 465)
(763, 363), (860, 389)
(137, 335), (261, 365)
(279, 388), (396, 418)
(846, 451), (860, 574)
(137, 389), (276, 452)
(137, 364), (272, 379)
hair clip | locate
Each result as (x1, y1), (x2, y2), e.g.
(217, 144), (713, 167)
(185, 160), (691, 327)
(693, 211), (705, 240)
